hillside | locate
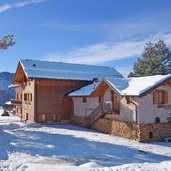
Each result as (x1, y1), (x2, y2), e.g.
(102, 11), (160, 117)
(0, 72), (15, 105)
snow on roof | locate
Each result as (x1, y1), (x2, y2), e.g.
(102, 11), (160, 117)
(68, 83), (98, 96)
(5, 101), (12, 105)
(68, 75), (171, 97)
(19, 60), (171, 97)
(8, 84), (21, 89)
(105, 77), (129, 92)
(68, 77), (128, 96)
(121, 74), (171, 96)
(20, 59), (123, 81)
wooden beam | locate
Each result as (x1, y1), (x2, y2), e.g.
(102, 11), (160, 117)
(166, 81), (171, 87)
(13, 63), (27, 84)
(93, 81), (108, 97)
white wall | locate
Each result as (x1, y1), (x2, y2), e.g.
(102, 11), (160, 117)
(72, 97), (99, 117)
(72, 84), (171, 124)
(72, 87), (136, 123)
(135, 84), (171, 124)
(105, 97), (136, 123)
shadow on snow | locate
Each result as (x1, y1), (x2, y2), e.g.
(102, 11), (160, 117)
(0, 123), (171, 167)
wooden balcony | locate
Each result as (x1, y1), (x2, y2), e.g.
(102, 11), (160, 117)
(11, 99), (22, 105)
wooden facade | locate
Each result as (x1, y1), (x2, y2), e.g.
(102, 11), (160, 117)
(13, 62), (92, 123)
(35, 79), (91, 123)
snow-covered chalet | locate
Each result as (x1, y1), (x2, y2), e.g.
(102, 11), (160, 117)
(11, 59), (171, 142)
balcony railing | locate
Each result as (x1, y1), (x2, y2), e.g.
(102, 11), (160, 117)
(86, 102), (113, 127)
(11, 99), (22, 105)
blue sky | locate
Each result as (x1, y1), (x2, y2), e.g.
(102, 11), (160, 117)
(0, 0), (171, 77)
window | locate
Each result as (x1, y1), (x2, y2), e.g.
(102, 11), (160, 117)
(153, 90), (168, 105)
(23, 93), (32, 102)
(83, 96), (87, 103)
(24, 93), (27, 101)
(16, 93), (20, 99)
(30, 93), (32, 101)
(126, 97), (131, 104)
(99, 96), (103, 103)
(155, 117), (160, 124)
(20, 93), (22, 100)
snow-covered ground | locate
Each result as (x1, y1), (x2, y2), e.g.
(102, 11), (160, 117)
(0, 108), (171, 171)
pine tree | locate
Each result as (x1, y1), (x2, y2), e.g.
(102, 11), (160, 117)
(0, 35), (15, 99)
(129, 39), (171, 77)
(0, 35), (15, 51)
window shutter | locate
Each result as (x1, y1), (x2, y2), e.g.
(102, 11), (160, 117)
(164, 90), (168, 104)
(153, 91), (158, 104)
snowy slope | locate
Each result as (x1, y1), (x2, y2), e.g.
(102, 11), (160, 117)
(0, 72), (15, 105)
(0, 112), (171, 171)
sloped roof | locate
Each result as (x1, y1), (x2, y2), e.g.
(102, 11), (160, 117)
(104, 77), (129, 93)
(68, 77), (128, 96)
(121, 74), (171, 96)
(68, 74), (171, 97)
(16, 59), (171, 97)
(20, 59), (124, 81)
(68, 83), (98, 96)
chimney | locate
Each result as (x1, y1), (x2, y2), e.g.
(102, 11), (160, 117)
(93, 78), (98, 89)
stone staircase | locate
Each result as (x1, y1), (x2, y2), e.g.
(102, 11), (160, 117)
(86, 102), (112, 127)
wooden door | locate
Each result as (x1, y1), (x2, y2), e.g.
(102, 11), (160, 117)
(53, 114), (56, 122)
(56, 113), (61, 122)
(26, 113), (28, 120)
(111, 91), (120, 114)
(42, 114), (46, 123)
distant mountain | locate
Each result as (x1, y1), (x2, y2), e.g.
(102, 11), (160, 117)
(0, 72), (15, 105)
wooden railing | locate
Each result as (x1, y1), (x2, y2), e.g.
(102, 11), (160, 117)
(86, 102), (112, 127)
(11, 99), (22, 105)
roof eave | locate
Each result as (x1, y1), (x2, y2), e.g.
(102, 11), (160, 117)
(65, 83), (93, 96)
(103, 79), (122, 95)
(27, 76), (93, 82)
(123, 75), (171, 98)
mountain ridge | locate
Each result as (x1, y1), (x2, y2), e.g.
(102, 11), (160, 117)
(0, 72), (15, 105)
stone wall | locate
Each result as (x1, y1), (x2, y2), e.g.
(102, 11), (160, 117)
(135, 84), (171, 124)
(91, 118), (141, 141)
(15, 80), (35, 122)
(139, 123), (171, 142)
(70, 115), (87, 127)
(22, 80), (35, 122)
(72, 97), (99, 117)
(15, 86), (22, 117)
(90, 118), (171, 142)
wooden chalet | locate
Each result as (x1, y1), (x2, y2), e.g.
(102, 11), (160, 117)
(11, 59), (171, 142)
(11, 59), (124, 123)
